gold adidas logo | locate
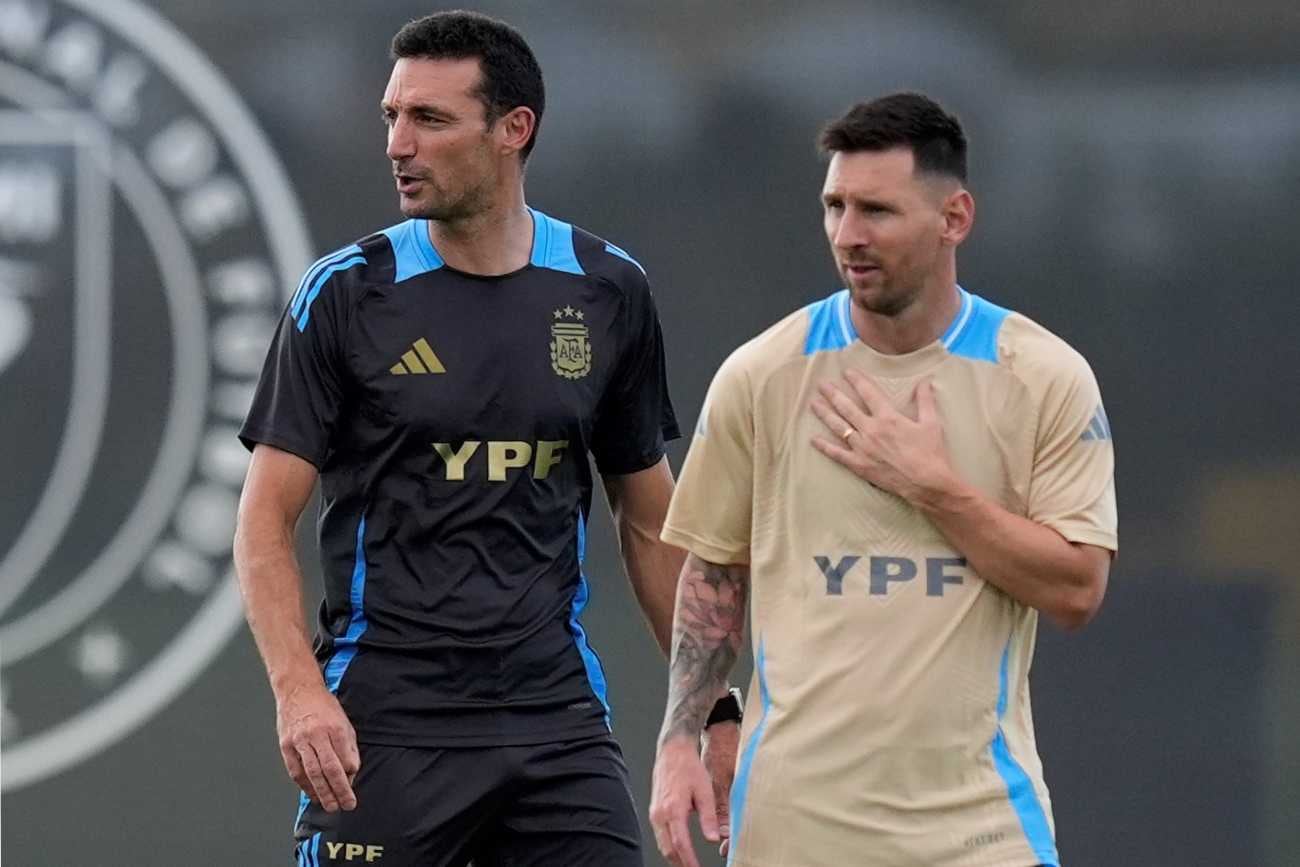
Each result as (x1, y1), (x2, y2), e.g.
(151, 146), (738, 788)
(390, 338), (445, 375)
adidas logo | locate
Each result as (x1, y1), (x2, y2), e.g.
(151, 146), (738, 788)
(1080, 404), (1112, 441)
(390, 338), (445, 375)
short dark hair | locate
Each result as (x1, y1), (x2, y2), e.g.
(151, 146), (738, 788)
(819, 92), (967, 182)
(391, 10), (545, 160)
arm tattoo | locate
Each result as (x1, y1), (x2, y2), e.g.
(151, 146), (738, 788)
(658, 553), (749, 745)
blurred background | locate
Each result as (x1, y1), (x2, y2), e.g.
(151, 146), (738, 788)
(2, 0), (1298, 864)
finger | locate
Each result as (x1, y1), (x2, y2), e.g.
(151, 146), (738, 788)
(331, 726), (362, 787)
(820, 382), (874, 433)
(695, 776), (720, 843)
(915, 378), (938, 424)
(281, 745), (309, 793)
(714, 790), (730, 831)
(649, 814), (675, 864)
(809, 396), (854, 442)
(843, 368), (889, 414)
(720, 837), (730, 857)
(667, 815), (701, 867)
(297, 744), (338, 812)
(812, 434), (859, 469)
(715, 807), (731, 852)
(313, 737), (357, 811)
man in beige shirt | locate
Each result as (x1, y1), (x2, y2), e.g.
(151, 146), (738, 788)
(649, 92), (1116, 867)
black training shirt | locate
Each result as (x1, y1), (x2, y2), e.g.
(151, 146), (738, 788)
(240, 209), (679, 746)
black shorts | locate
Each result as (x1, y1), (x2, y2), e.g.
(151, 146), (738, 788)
(291, 734), (641, 867)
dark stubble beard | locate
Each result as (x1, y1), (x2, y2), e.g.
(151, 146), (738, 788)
(411, 178), (493, 223)
(851, 273), (923, 318)
(408, 138), (500, 222)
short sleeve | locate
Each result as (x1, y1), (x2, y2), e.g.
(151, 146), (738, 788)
(238, 270), (351, 468)
(660, 350), (755, 564)
(1026, 352), (1118, 551)
(590, 272), (680, 475)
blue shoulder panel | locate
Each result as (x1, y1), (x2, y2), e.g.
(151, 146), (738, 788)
(803, 289), (855, 355)
(603, 242), (646, 275)
(379, 219), (443, 283)
(529, 208), (585, 275)
(944, 290), (1011, 363)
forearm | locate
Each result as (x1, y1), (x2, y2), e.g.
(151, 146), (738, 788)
(658, 554), (749, 745)
(616, 514), (685, 655)
(914, 479), (1105, 629)
(233, 515), (323, 700)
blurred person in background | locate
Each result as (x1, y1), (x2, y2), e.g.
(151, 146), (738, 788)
(233, 9), (738, 866)
(649, 92), (1117, 867)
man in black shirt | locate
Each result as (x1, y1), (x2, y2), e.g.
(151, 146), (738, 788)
(234, 11), (738, 866)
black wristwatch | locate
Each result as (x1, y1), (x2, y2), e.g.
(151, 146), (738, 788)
(705, 687), (744, 728)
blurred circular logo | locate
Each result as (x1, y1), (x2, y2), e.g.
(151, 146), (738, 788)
(0, 0), (311, 789)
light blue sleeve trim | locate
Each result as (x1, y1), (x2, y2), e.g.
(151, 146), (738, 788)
(290, 244), (364, 318)
(294, 254), (367, 332)
(1096, 404), (1112, 439)
(380, 219), (443, 283)
(991, 637), (1060, 866)
(528, 208), (585, 275)
(945, 291), (1011, 363)
(603, 241), (646, 275)
(727, 637), (772, 865)
(803, 289), (854, 355)
(1080, 405), (1113, 442)
(322, 515), (369, 693)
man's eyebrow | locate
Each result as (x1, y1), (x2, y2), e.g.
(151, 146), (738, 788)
(381, 99), (454, 118)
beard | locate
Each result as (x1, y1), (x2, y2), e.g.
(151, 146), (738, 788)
(396, 148), (498, 222)
(857, 284), (918, 316)
(843, 266), (924, 317)
(403, 180), (489, 222)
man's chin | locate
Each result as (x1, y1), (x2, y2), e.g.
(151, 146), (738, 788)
(848, 284), (910, 317)
(397, 194), (437, 219)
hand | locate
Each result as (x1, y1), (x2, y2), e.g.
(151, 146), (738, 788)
(701, 721), (740, 857)
(810, 371), (955, 504)
(650, 733), (720, 867)
(276, 682), (360, 812)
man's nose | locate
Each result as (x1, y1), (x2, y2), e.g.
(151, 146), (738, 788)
(833, 213), (871, 250)
(386, 117), (415, 162)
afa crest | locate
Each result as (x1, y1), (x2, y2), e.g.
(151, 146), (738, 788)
(550, 307), (592, 379)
